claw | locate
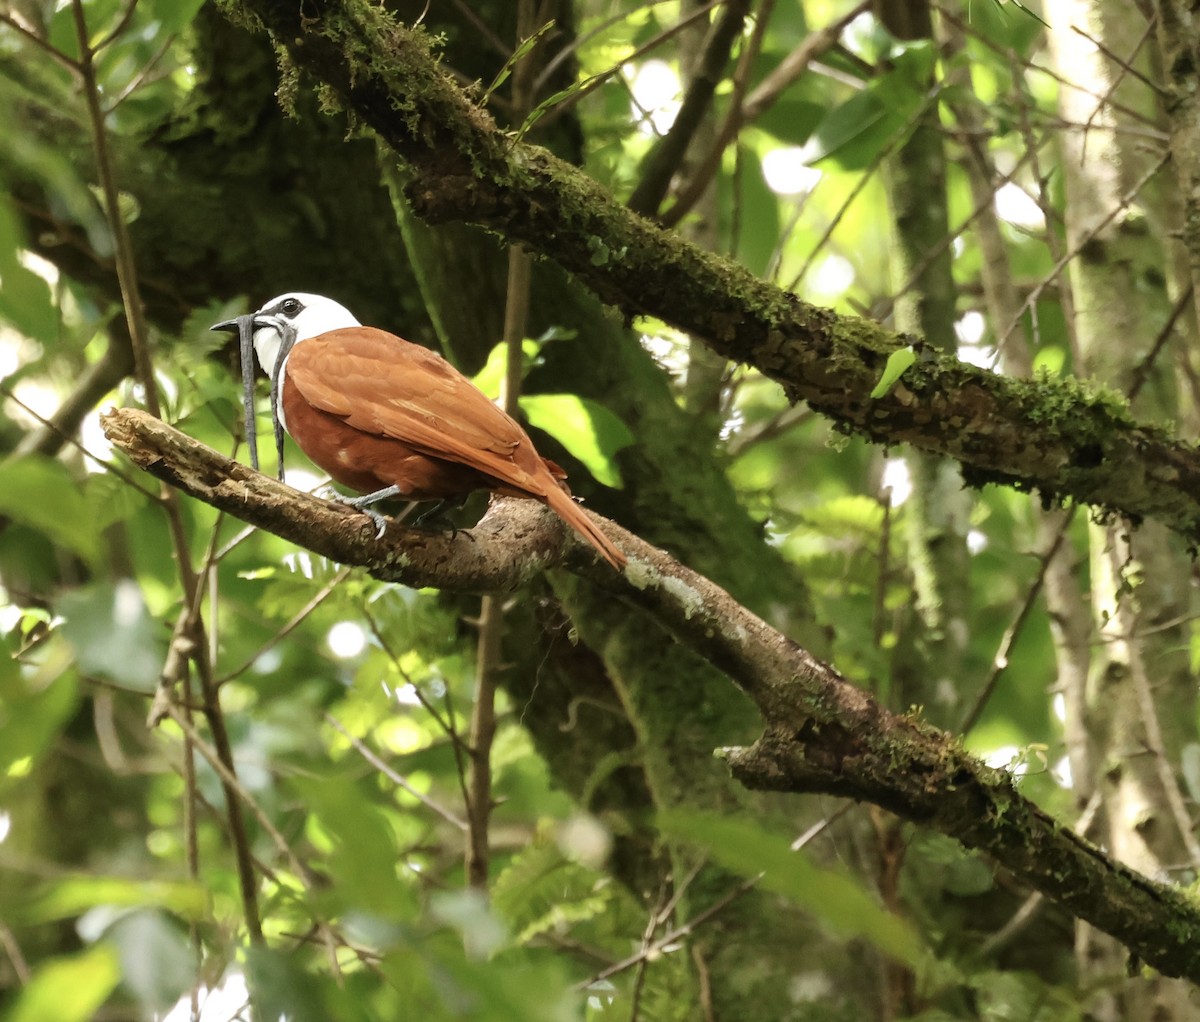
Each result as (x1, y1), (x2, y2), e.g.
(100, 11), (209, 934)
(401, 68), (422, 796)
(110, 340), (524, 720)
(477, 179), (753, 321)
(323, 484), (403, 539)
(361, 506), (390, 539)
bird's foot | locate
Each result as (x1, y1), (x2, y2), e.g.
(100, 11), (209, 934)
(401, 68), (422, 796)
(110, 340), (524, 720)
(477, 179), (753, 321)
(322, 485), (403, 539)
(408, 496), (474, 539)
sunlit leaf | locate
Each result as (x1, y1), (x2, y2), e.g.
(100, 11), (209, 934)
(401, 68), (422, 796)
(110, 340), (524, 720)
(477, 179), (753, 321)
(870, 346), (916, 399)
(6, 944), (121, 1022)
(0, 458), (102, 567)
(471, 339), (541, 399)
(15, 875), (207, 924)
(0, 641), (79, 783)
(0, 260), (56, 345)
(519, 394), (632, 488)
(290, 775), (417, 920)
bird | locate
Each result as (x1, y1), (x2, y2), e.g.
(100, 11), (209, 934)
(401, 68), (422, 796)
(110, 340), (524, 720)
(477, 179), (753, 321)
(211, 293), (626, 570)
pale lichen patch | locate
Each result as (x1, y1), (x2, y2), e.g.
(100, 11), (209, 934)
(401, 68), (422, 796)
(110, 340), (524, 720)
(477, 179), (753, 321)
(661, 573), (706, 621)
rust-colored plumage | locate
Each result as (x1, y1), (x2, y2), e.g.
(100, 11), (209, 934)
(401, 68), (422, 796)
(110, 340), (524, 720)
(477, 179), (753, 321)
(217, 294), (625, 569)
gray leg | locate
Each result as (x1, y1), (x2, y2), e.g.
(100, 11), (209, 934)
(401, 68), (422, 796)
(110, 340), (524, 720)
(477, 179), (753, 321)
(324, 485), (405, 538)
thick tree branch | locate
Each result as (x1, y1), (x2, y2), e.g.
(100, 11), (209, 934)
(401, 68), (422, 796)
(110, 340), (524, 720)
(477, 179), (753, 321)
(223, 0), (1200, 545)
(99, 408), (611, 592)
(104, 406), (1200, 982)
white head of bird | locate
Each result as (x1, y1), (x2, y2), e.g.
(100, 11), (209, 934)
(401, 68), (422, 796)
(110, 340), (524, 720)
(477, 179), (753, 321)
(249, 293), (360, 376)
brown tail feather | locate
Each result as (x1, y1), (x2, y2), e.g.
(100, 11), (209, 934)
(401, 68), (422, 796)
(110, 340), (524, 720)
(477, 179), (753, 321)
(542, 486), (626, 570)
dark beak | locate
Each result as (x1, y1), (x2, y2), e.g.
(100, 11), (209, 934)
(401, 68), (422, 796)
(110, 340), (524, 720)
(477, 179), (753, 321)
(211, 313), (261, 473)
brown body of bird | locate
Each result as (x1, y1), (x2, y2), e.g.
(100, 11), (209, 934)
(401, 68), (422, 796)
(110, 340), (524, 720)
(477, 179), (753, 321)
(213, 293), (626, 570)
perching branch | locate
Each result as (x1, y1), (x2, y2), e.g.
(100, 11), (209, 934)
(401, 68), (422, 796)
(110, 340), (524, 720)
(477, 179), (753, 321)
(104, 405), (1200, 982)
(221, 0), (1200, 546)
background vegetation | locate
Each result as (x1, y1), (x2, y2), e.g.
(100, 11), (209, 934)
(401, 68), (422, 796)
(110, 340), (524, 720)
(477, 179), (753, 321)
(3, 0), (1200, 1019)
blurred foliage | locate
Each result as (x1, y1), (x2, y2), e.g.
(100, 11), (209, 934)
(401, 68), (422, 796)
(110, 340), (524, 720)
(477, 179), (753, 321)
(0, 0), (1173, 1019)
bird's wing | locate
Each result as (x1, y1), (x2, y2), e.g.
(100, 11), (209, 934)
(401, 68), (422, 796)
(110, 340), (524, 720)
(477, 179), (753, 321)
(286, 327), (553, 493)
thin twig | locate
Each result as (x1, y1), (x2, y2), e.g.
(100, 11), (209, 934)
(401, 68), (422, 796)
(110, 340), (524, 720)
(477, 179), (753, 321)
(465, 5), (538, 891)
(998, 152), (1172, 347)
(959, 511), (1074, 735)
(741, 2), (869, 122)
(0, 12), (81, 72)
(1, 382), (156, 498)
(936, 5), (1160, 130)
(324, 714), (469, 831)
(1127, 285), (1193, 402)
(165, 703), (316, 886)
(1071, 19), (1163, 107)
(579, 873), (761, 989)
(660, 0), (772, 227)
(71, 0), (157, 420)
(786, 90), (938, 294)
(664, 0), (868, 227)
(104, 33), (175, 113)
(628, 0), (749, 216)
(534, 0), (710, 93)
(71, 0), (265, 944)
(216, 566), (352, 684)
(92, 0), (141, 53)
(0, 922), (31, 985)
(530, 0), (726, 133)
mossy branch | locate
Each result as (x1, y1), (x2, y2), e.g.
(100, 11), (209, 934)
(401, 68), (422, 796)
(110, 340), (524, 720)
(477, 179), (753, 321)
(226, 0), (1200, 544)
(105, 405), (1200, 982)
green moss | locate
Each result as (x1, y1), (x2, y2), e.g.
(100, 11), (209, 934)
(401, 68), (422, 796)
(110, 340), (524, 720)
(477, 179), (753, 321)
(1022, 367), (1137, 429)
(273, 43), (300, 117)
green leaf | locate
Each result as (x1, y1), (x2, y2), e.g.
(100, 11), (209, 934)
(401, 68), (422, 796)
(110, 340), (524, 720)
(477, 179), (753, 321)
(517, 67), (616, 140)
(472, 339), (541, 399)
(519, 394), (632, 488)
(807, 88), (890, 169)
(660, 810), (927, 968)
(155, 0), (209, 34)
(104, 909), (197, 1013)
(5, 944), (121, 1022)
(483, 19), (557, 105)
(58, 581), (166, 693)
(15, 875), (207, 924)
(0, 458), (102, 567)
(807, 76), (922, 170)
(0, 261), (56, 345)
(870, 346), (917, 399)
(492, 838), (610, 944)
(0, 643), (79, 784)
(245, 947), (372, 1022)
(290, 775), (417, 920)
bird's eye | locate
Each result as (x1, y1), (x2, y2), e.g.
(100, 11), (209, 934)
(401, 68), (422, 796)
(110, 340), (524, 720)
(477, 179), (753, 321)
(281, 298), (302, 316)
